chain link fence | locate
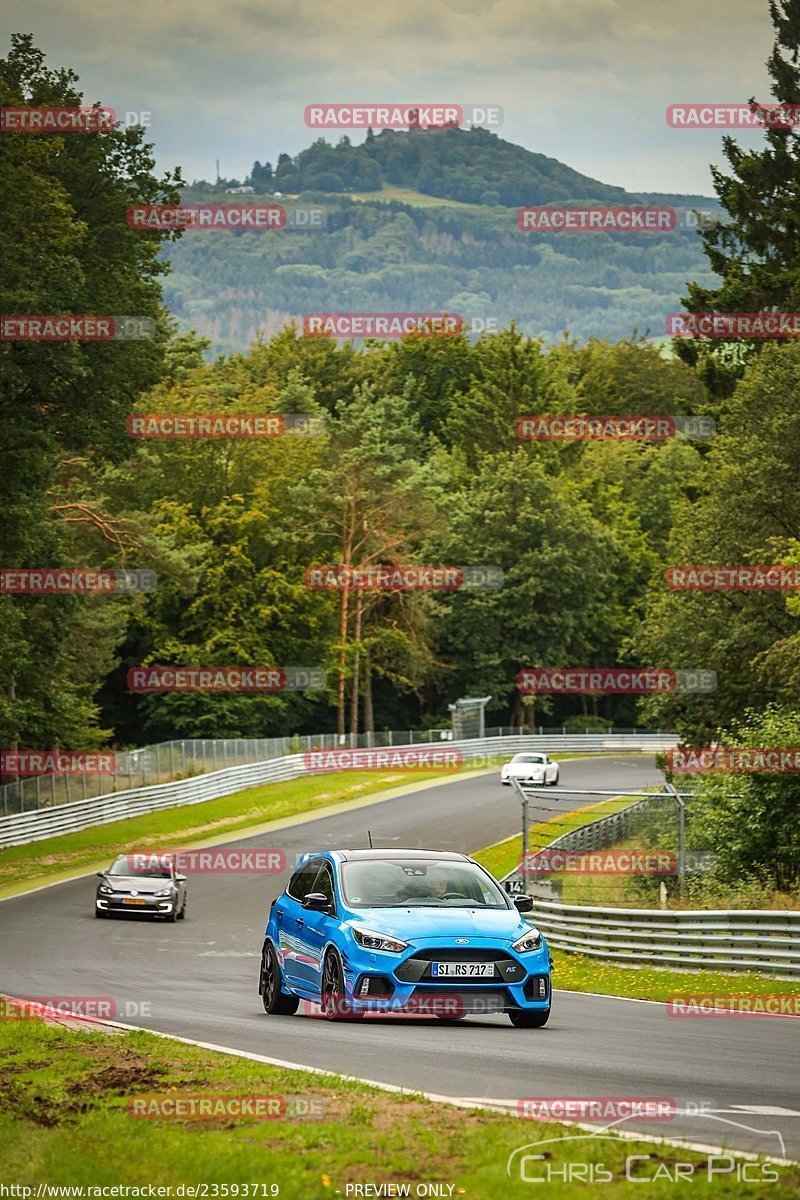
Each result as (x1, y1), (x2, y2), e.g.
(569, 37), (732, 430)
(0, 726), (667, 817)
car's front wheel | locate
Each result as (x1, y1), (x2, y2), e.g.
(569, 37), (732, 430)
(509, 1005), (550, 1028)
(260, 943), (299, 1015)
(321, 951), (363, 1020)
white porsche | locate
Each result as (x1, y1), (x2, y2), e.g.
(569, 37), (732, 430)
(501, 752), (559, 786)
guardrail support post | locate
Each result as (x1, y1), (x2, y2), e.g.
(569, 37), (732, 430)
(666, 782), (686, 901)
(510, 777), (529, 885)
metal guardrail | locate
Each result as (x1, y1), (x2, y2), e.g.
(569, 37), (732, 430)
(0, 733), (676, 848)
(0, 725), (666, 816)
(502, 790), (799, 976)
(522, 897), (800, 976)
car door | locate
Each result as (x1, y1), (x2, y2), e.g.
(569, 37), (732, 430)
(293, 860), (337, 994)
(276, 863), (318, 988)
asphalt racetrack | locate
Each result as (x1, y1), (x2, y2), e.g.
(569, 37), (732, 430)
(2, 756), (798, 1160)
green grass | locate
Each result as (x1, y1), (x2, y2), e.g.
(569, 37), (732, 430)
(0, 766), (474, 896)
(0, 751), (594, 898)
(473, 795), (800, 1001)
(349, 185), (481, 209)
(551, 949), (800, 1002)
(473, 793), (637, 881)
(0, 1018), (794, 1195)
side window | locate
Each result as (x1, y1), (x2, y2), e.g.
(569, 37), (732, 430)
(311, 862), (335, 908)
(287, 863), (317, 900)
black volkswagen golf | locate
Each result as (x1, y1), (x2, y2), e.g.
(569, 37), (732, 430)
(95, 854), (188, 921)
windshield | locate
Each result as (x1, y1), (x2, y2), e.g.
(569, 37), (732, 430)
(513, 754), (545, 764)
(107, 855), (172, 879)
(340, 859), (509, 909)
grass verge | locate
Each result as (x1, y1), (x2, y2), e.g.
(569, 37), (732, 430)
(0, 752), (595, 899)
(473, 798), (800, 1002)
(0, 1017), (794, 1195)
(473, 793), (636, 881)
(0, 766), (475, 897)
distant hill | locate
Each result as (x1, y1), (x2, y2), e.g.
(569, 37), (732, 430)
(167, 129), (720, 356)
(238, 126), (717, 209)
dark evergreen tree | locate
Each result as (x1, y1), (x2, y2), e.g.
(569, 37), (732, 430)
(676, 0), (800, 395)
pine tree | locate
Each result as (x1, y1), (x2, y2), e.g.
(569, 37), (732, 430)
(676, 1), (800, 393)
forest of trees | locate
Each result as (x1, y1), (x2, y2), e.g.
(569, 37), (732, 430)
(163, 195), (718, 357)
(2, 0), (800, 895)
(1, 19), (799, 749)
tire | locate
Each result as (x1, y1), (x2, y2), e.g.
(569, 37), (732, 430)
(321, 951), (363, 1020)
(177, 899), (187, 920)
(95, 909), (107, 919)
(164, 906), (178, 923)
(509, 1006), (550, 1028)
(260, 943), (299, 1015)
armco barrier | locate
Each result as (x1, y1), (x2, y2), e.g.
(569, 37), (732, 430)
(522, 897), (800, 976)
(0, 733), (676, 848)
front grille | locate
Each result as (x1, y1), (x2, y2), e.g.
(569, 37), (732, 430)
(409, 986), (510, 1013)
(410, 948), (505, 962)
(395, 947), (523, 985)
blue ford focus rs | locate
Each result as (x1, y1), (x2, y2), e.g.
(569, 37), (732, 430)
(259, 848), (552, 1026)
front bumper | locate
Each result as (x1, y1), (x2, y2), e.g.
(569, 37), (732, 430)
(344, 940), (551, 1014)
(96, 894), (175, 916)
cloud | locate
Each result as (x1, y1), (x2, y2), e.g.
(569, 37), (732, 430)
(0, 0), (775, 190)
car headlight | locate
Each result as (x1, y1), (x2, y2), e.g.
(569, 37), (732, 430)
(512, 928), (543, 954)
(153, 888), (173, 897)
(352, 927), (409, 953)
(98, 885), (113, 895)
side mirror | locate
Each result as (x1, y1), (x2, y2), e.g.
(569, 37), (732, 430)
(174, 874), (187, 883)
(514, 895), (534, 913)
(96, 872), (106, 878)
(302, 891), (332, 912)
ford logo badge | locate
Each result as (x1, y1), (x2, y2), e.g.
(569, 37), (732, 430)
(454, 938), (470, 944)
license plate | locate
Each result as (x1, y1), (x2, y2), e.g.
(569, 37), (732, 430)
(431, 962), (495, 978)
(122, 897), (148, 906)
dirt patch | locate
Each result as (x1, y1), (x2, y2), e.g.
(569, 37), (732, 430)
(76, 1061), (165, 1095)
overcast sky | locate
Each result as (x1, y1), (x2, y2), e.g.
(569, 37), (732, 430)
(1, 0), (777, 194)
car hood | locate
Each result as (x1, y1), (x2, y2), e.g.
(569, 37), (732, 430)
(344, 905), (528, 941)
(100, 875), (173, 893)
